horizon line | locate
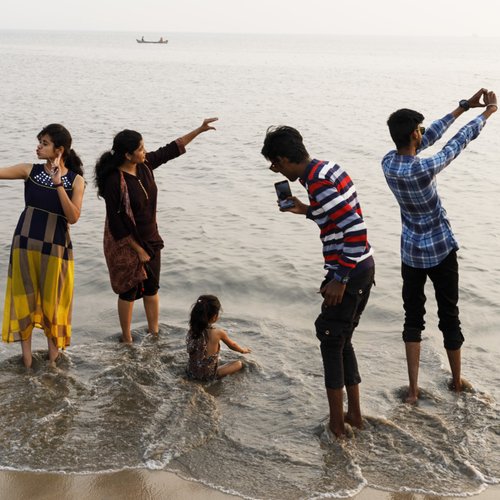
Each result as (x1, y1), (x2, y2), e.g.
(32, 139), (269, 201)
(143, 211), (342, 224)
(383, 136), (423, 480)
(0, 28), (495, 39)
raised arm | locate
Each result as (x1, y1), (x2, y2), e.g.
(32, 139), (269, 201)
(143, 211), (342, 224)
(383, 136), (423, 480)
(0, 163), (32, 180)
(219, 329), (251, 354)
(417, 89), (498, 156)
(178, 117), (218, 148)
(423, 90), (497, 177)
(418, 89), (491, 153)
(448, 87), (499, 121)
(450, 88), (497, 120)
(451, 88), (487, 119)
(145, 118), (218, 170)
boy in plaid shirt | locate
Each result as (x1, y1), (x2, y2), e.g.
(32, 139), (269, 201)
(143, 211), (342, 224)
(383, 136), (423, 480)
(382, 89), (497, 403)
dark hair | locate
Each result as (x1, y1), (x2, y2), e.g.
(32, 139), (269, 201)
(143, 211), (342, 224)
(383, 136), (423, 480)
(387, 109), (425, 149)
(37, 124), (84, 177)
(261, 125), (309, 163)
(94, 129), (143, 198)
(189, 295), (221, 339)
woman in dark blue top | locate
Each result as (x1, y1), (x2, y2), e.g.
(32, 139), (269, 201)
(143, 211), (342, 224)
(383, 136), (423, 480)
(0, 124), (85, 368)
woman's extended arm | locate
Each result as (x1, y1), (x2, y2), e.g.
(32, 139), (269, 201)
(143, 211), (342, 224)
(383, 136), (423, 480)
(145, 118), (219, 169)
(178, 117), (218, 147)
(0, 163), (32, 180)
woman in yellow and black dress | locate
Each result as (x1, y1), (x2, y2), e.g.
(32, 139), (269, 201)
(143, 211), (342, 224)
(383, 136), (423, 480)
(1, 124), (85, 368)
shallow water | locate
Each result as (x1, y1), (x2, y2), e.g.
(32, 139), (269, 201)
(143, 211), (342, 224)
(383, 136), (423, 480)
(0, 30), (499, 498)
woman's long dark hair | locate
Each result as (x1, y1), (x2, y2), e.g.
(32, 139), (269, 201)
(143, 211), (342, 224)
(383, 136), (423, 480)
(189, 295), (221, 339)
(94, 129), (142, 198)
(37, 124), (84, 177)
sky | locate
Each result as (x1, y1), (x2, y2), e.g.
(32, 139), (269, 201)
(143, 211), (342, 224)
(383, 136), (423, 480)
(1, 0), (499, 37)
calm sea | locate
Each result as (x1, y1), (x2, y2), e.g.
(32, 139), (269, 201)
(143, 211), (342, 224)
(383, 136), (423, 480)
(0, 30), (499, 499)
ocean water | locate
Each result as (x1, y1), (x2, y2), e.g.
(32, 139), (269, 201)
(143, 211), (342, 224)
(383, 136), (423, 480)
(0, 30), (499, 499)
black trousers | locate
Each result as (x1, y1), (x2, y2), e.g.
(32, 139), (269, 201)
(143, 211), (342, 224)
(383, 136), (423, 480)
(401, 250), (464, 350)
(315, 266), (374, 390)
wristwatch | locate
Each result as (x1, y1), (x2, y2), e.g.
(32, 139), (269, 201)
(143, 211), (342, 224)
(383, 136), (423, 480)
(334, 273), (349, 285)
(459, 99), (470, 111)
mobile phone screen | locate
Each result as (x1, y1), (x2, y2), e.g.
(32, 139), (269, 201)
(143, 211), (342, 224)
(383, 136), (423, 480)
(274, 180), (295, 209)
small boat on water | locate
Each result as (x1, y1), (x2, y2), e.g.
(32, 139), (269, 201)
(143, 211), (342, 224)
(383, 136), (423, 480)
(136, 38), (168, 44)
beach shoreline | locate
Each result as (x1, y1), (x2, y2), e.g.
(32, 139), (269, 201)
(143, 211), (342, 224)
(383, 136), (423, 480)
(0, 469), (498, 500)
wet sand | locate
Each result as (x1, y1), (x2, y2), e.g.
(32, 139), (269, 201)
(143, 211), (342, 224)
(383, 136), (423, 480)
(0, 470), (498, 500)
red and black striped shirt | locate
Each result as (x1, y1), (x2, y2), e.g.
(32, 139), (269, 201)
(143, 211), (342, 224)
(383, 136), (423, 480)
(300, 159), (373, 282)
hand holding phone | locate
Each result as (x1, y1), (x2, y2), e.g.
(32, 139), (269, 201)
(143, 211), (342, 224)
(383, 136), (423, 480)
(274, 180), (295, 210)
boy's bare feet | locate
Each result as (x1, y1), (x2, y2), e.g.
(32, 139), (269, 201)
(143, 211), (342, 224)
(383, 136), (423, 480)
(404, 388), (419, 404)
(344, 412), (363, 429)
(448, 377), (473, 392)
(329, 422), (344, 437)
(328, 421), (354, 439)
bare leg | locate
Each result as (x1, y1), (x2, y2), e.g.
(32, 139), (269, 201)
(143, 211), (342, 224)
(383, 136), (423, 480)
(446, 348), (462, 391)
(47, 337), (59, 365)
(118, 298), (134, 343)
(326, 387), (346, 437)
(345, 384), (362, 429)
(21, 336), (33, 368)
(143, 293), (159, 335)
(217, 360), (243, 377)
(405, 341), (421, 403)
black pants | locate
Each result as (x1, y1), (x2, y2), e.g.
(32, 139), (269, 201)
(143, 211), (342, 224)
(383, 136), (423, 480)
(401, 250), (463, 350)
(315, 266), (374, 390)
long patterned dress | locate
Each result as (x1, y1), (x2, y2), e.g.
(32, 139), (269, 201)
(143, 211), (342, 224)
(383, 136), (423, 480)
(2, 164), (77, 348)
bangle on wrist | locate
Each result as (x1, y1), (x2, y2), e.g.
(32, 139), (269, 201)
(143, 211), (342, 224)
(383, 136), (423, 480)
(486, 103), (498, 108)
(53, 182), (63, 188)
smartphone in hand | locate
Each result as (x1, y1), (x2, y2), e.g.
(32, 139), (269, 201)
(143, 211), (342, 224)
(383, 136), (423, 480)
(274, 180), (295, 209)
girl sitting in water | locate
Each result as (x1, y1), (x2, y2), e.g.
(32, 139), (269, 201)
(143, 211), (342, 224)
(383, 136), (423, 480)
(186, 295), (251, 380)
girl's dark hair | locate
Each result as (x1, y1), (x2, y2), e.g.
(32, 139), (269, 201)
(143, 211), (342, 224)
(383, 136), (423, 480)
(94, 129), (143, 198)
(37, 124), (84, 177)
(189, 295), (221, 339)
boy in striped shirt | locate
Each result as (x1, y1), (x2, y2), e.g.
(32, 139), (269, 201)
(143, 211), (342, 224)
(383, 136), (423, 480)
(262, 126), (374, 438)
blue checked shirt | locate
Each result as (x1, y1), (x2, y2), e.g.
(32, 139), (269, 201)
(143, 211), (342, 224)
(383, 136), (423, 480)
(382, 112), (486, 268)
